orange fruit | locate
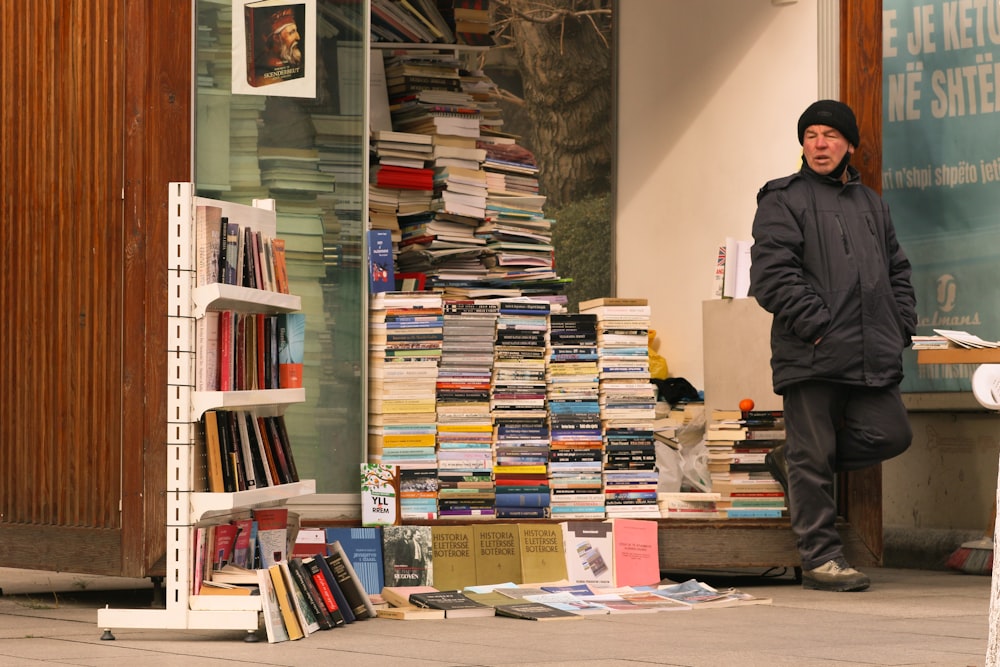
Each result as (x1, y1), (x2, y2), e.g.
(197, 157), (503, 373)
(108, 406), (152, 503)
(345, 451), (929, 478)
(739, 398), (755, 412)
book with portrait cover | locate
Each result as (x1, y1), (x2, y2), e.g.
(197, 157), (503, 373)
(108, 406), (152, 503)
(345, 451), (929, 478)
(234, 0), (316, 98)
(244, 2), (307, 88)
(382, 525), (434, 587)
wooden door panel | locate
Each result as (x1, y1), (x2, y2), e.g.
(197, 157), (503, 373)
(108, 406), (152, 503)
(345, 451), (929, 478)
(0, 0), (190, 577)
(841, 0), (886, 564)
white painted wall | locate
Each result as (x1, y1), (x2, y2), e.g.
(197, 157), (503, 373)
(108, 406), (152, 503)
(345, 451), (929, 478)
(615, 1), (998, 539)
(616, 0), (817, 393)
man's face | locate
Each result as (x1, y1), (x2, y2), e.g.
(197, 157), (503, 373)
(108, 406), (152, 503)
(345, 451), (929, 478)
(802, 124), (854, 176)
(277, 24), (300, 49)
(274, 24), (301, 64)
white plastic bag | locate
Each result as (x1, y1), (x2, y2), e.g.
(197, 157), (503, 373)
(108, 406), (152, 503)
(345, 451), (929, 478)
(655, 443), (682, 493)
(656, 409), (711, 493)
(678, 438), (712, 493)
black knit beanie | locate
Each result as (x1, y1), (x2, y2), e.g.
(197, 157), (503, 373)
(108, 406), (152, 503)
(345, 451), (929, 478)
(797, 100), (860, 147)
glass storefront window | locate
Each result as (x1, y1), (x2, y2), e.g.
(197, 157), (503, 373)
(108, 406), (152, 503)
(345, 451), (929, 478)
(194, 0), (367, 495)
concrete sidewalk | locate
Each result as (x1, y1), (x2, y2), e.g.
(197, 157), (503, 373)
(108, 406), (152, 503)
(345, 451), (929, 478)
(0, 565), (992, 666)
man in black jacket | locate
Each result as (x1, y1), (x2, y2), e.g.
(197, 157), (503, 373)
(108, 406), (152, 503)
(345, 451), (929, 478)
(749, 100), (917, 592)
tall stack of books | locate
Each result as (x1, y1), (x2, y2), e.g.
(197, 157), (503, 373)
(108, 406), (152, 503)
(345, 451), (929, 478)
(313, 114), (365, 273)
(477, 139), (561, 294)
(258, 146), (336, 196)
(368, 291), (444, 520)
(546, 313), (605, 519)
(460, 68), (503, 136)
(707, 408), (787, 518)
(366, 46), (567, 304)
(369, 126), (435, 249)
(368, 183), (404, 248)
(438, 0), (495, 46)
(580, 298), (660, 519)
(491, 300), (552, 519)
(435, 298), (500, 519)
(387, 51), (481, 138)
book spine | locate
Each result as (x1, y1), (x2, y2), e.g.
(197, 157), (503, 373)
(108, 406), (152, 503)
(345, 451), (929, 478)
(315, 555), (356, 623)
(287, 558), (333, 630)
(325, 549), (371, 620)
(303, 558), (346, 626)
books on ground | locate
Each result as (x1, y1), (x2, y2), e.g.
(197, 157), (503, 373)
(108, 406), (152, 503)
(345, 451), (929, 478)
(408, 589), (495, 618)
(494, 601), (583, 621)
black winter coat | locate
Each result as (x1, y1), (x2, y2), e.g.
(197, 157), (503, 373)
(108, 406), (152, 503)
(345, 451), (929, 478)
(748, 164), (917, 394)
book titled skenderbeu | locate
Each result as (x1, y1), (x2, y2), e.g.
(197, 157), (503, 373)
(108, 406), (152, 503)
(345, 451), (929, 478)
(244, 1), (307, 88)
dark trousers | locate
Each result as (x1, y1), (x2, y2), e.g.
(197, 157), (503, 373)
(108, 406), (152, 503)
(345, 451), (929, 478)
(782, 380), (911, 570)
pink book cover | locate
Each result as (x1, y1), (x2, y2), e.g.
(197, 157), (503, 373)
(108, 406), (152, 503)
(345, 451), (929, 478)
(612, 519), (660, 588)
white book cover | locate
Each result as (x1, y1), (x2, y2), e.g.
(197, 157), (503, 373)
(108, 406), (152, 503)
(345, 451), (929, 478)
(561, 521), (614, 587)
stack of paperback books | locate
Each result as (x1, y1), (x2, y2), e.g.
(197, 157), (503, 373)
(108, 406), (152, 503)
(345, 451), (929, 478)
(546, 312), (605, 519)
(491, 300), (553, 518)
(435, 298), (500, 519)
(580, 297), (660, 519)
(707, 408), (787, 518)
(368, 291), (444, 520)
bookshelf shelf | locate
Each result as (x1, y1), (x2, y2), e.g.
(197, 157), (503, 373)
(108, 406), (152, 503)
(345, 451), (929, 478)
(191, 283), (301, 319)
(189, 595), (264, 612)
(98, 182), (314, 638)
(191, 388), (306, 420)
(190, 480), (316, 522)
(916, 348), (1000, 365)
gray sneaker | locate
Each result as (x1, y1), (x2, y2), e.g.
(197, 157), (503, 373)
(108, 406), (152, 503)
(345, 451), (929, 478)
(802, 557), (870, 592)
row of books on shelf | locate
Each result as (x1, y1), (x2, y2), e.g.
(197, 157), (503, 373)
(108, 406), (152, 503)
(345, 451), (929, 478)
(195, 203), (290, 293)
(199, 410), (299, 493)
(198, 311), (305, 392)
(193, 519), (768, 640)
(370, 0), (493, 46)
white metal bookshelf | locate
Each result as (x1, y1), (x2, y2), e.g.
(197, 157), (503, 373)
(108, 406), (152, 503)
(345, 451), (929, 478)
(98, 183), (314, 637)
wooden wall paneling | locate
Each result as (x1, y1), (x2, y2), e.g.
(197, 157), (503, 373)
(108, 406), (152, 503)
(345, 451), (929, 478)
(0, 1), (126, 573)
(123, 0), (193, 577)
(0, 0), (191, 578)
(840, 0), (885, 565)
